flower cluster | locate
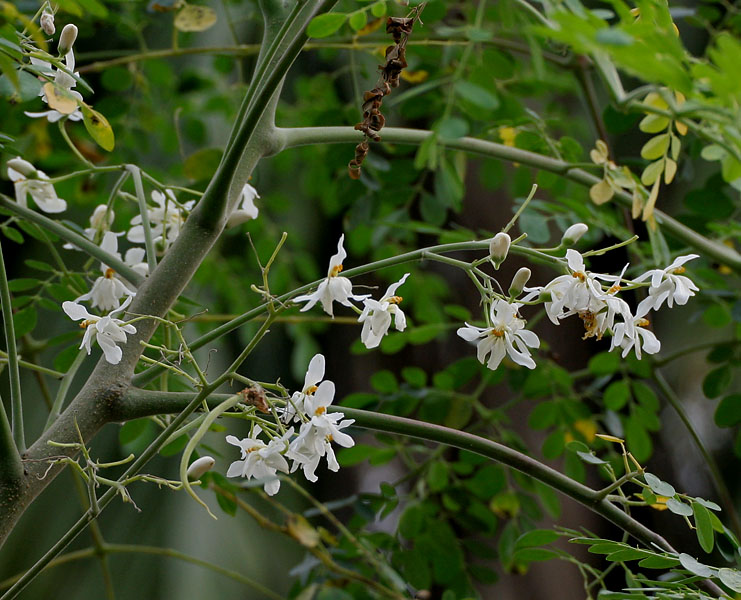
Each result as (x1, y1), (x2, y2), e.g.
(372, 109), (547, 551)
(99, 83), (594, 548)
(294, 234), (410, 349)
(226, 354), (355, 495)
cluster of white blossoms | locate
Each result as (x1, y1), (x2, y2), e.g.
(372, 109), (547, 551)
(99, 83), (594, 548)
(457, 226), (700, 370)
(294, 234), (410, 349)
(226, 354), (355, 495)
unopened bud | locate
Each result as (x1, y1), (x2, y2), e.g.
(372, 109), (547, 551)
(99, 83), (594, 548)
(40, 12), (55, 36)
(489, 232), (511, 268)
(7, 157), (38, 179)
(186, 456), (215, 480)
(58, 24), (78, 55)
(509, 267), (531, 297)
(561, 223), (588, 246)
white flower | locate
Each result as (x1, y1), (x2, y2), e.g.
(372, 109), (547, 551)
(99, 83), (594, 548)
(294, 234), (369, 317)
(284, 353), (326, 424)
(457, 299), (540, 370)
(127, 189), (195, 251)
(635, 254), (699, 314)
(526, 250), (610, 325)
(561, 223), (589, 246)
(358, 273), (409, 349)
(227, 183), (260, 227)
(62, 295), (136, 365)
(74, 232), (136, 311)
(611, 306), (660, 359)
(226, 426), (291, 496)
(489, 232), (510, 267)
(58, 24), (78, 55)
(287, 380), (355, 483)
(124, 247), (149, 277)
(7, 158), (66, 213)
(63, 204), (117, 250)
(25, 51), (84, 123)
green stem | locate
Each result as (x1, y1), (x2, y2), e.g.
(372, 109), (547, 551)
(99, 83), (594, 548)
(0, 240), (23, 452)
(0, 195), (144, 287)
(654, 339), (739, 367)
(0, 394), (22, 484)
(57, 121), (94, 167)
(0, 351), (64, 379)
(277, 126), (741, 271)
(44, 350), (87, 431)
(653, 370), (741, 540)
(126, 165), (158, 273)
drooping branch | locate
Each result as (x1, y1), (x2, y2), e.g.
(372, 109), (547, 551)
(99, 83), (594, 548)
(113, 388), (723, 597)
(277, 126), (741, 272)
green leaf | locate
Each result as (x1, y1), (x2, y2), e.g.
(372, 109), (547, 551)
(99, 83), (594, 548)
(703, 365), (732, 399)
(644, 473), (675, 497)
(2, 226), (23, 244)
(692, 501), (715, 553)
(678, 553), (713, 577)
(641, 133), (670, 160)
(604, 380), (630, 411)
(639, 113), (670, 133)
(183, 147), (223, 181)
(399, 504), (425, 539)
(718, 568), (741, 593)
(216, 490), (237, 516)
(401, 366), (427, 388)
(588, 352), (620, 376)
(515, 529), (560, 548)
(160, 434), (188, 456)
(174, 4), (218, 32)
(427, 461), (448, 492)
(370, 370), (397, 393)
(13, 305), (36, 337)
(337, 443), (376, 467)
(625, 418), (652, 462)
(666, 497), (693, 516)
(513, 547), (559, 562)
(348, 10), (367, 31)
(119, 419), (150, 445)
(702, 304), (732, 328)
(638, 555), (680, 568)
(25, 259), (54, 272)
(715, 394), (741, 428)
(306, 13), (347, 38)
(435, 116), (469, 141)
(81, 104), (115, 151)
(8, 278), (40, 292)
(371, 1), (387, 18)
(454, 80), (499, 110)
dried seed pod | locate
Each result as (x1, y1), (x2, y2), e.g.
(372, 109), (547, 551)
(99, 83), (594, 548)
(238, 384), (269, 413)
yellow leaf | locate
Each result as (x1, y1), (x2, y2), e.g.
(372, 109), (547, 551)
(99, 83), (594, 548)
(643, 92), (668, 111)
(640, 133), (670, 160)
(595, 433), (624, 443)
(631, 189), (643, 219)
(499, 126), (517, 147)
(357, 17), (384, 36)
(639, 113), (670, 134)
(589, 179), (614, 205)
(81, 104), (115, 151)
(287, 515), (320, 548)
(664, 158), (677, 184)
(574, 419), (597, 442)
(642, 180), (660, 222)
(650, 496), (670, 511)
(174, 3), (217, 32)
(43, 82), (79, 114)
(401, 69), (428, 83)
(675, 120), (688, 136)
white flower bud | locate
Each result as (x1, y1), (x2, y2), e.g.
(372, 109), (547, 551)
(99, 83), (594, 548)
(509, 267), (531, 297)
(58, 24), (78, 55)
(561, 223), (588, 246)
(40, 12), (55, 36)
(7, 157), (38, 179)
(186, 456), (215, 480)
(489, 232), (511, 269)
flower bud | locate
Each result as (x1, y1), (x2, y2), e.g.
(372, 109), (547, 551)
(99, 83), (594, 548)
(489, 232), (510, 269)
(7, 157), (38, 179)
(509, 267), (531, 298)
(186, 456), (215, 480)
(57, 24), (78, 56)
(40, 12), (55, 36)
(561, 223), (588, 246)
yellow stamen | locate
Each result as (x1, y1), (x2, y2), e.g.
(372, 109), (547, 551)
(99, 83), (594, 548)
(672, 266), (685, 274)
(247, 446), (261, 453)
(489, 327), (505, 338)
(104, 267), (115, 279)
(329, 264), (343, 277)
(315, 406), (326, 416)
(572, 271), (586, 282)
(638, 318), (650, 327)
(80, 319), (95, 329)
(387, 296), (402, 304)
(306, 385), (318, 395)
(607, 284), (621, 294)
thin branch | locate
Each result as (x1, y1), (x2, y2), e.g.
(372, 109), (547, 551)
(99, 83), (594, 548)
(0, 240), (23, 452)
(126, 165), (158, 273)
(0, 195), (144, 287)
(278, 126), (741, 272)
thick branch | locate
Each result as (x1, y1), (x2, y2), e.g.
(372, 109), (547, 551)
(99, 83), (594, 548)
(277, 126), (741, 272)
